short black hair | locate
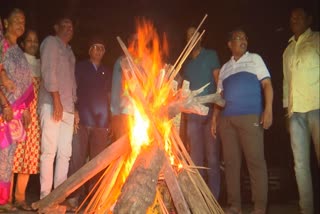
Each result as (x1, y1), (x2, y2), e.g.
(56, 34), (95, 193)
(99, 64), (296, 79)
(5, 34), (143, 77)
(227, 27), (246, 41)
(53, 12), (74, 26)
(290, 4), (313, 17)
(87, 35), (105, 49)
(6, 8), (25, 20)
(20, 29), (38, 42)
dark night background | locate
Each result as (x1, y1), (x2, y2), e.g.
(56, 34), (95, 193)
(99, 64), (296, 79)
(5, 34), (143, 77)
(1, 0), (319, 207)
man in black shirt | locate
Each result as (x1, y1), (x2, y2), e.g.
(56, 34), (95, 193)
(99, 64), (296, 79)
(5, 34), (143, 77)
(68, 36), (112, 208)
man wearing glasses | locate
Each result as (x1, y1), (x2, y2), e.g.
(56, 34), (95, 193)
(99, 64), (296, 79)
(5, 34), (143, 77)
(67, 36), (112, 210)
(211, 28), (273, 214)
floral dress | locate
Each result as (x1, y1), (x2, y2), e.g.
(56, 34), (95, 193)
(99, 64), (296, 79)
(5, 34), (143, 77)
(12, 53), (41, 174)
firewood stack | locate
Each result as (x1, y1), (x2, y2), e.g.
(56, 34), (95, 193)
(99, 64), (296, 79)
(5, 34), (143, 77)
(32, 14), (225, 214)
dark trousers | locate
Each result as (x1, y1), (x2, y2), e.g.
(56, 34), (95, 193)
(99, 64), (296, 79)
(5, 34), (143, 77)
(111, 114), (130, 141)
(186, 115), (221, 199)
(68, 125), (111, 200)
(219, 114), (268, 210)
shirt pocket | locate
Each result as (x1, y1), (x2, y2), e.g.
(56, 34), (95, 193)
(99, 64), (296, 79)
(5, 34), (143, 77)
(298, 42), (319, 70)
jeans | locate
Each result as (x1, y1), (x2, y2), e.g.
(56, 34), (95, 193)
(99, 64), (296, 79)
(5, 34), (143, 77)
(289, 109), (320, 214)
(39, 104), (74, 199)
(186, 114), (221, 199)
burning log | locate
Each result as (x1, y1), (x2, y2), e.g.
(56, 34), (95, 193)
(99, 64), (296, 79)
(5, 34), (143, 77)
(113, 143), (165, 214)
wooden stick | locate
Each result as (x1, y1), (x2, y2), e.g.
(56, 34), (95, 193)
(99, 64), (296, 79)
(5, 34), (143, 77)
(177, 170), (211, 214)
(81, 156), (126, 213)
(32, 134), (130, 210)
(194, 93), (226, 107)
(117, 36), (146, 84)
(168, 29), (206, 82)
(166, 14), (208, 80)
(163, 156), (191, 214)
(171, 128), (224, 213)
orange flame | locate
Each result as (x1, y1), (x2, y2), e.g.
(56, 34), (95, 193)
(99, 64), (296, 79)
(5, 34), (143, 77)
(102, 18), (182, 213)
(124, 18), (181, 170)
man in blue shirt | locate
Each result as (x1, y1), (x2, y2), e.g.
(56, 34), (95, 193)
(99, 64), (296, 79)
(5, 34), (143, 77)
(110, 55), (130, 140)
(181, 26), (221, 199)
(68, 36), (112, 208)
(212, 28), (273, 214)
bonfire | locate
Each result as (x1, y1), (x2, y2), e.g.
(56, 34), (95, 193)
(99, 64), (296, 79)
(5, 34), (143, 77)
(32, 14), (225, 214)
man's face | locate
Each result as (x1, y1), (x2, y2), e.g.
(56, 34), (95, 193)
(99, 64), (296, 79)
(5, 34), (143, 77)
(23, 31), (39, 56)
(89, 44), (105, 62)
(186, 27), (196, 42)
(290, 8), (311, 36)
(6, 11), (25, 38)
(55, 18), (74, 43)
(228, 31), (248, 57)
(186, 27), (201, 49)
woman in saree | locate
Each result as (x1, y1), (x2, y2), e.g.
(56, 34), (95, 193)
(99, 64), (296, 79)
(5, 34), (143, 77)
(0, 8), (34, 212)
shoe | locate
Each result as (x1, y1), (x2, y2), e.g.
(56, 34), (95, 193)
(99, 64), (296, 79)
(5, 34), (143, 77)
(224, 207), (242, 214)
(14, 200), (33, 211)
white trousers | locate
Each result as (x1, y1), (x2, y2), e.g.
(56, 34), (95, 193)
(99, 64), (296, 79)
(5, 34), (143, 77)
(39, 104), (74, 199)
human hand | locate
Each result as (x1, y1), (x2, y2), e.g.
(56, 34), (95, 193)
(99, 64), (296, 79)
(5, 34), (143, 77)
(22, 109), (31, 128)
(283, 108), (290, 133)
(260, 109), (272, 129)
(3, 78), (16, 92)
(53, 98), (63, 122)
(211, 116), (217, 138)
(1, 70), (16, 92)
(73, 110), (80, 133)
(2, 105), (13, 122)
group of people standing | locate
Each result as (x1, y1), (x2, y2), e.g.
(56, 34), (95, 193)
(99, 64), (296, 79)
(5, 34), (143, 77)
(182, 6), (319, 214)
(0, 8), (111, 212)
(0, 5), (318, 214)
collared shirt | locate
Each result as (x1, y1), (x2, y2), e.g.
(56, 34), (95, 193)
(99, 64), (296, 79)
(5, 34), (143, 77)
(110, 56), (133, 116)
(38, 36), (76, 113)
(283, 28), (320, 115)
(181, 48), (220, 119)
(218, 52), (270, 116)
(182, 48), (220, 96)
(110, 56), (124, 116)
(75, 60), (111, 128)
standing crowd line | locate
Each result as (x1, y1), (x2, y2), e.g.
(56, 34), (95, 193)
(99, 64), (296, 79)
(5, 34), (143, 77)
(0, 5), (318, 214)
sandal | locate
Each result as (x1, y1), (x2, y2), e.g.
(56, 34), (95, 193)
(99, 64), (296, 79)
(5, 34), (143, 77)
(0, 203), (18, 212)
(14, 200), (32, 211)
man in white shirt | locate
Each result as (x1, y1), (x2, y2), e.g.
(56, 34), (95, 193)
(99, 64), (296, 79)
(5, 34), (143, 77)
(212, 28), (273, 214)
